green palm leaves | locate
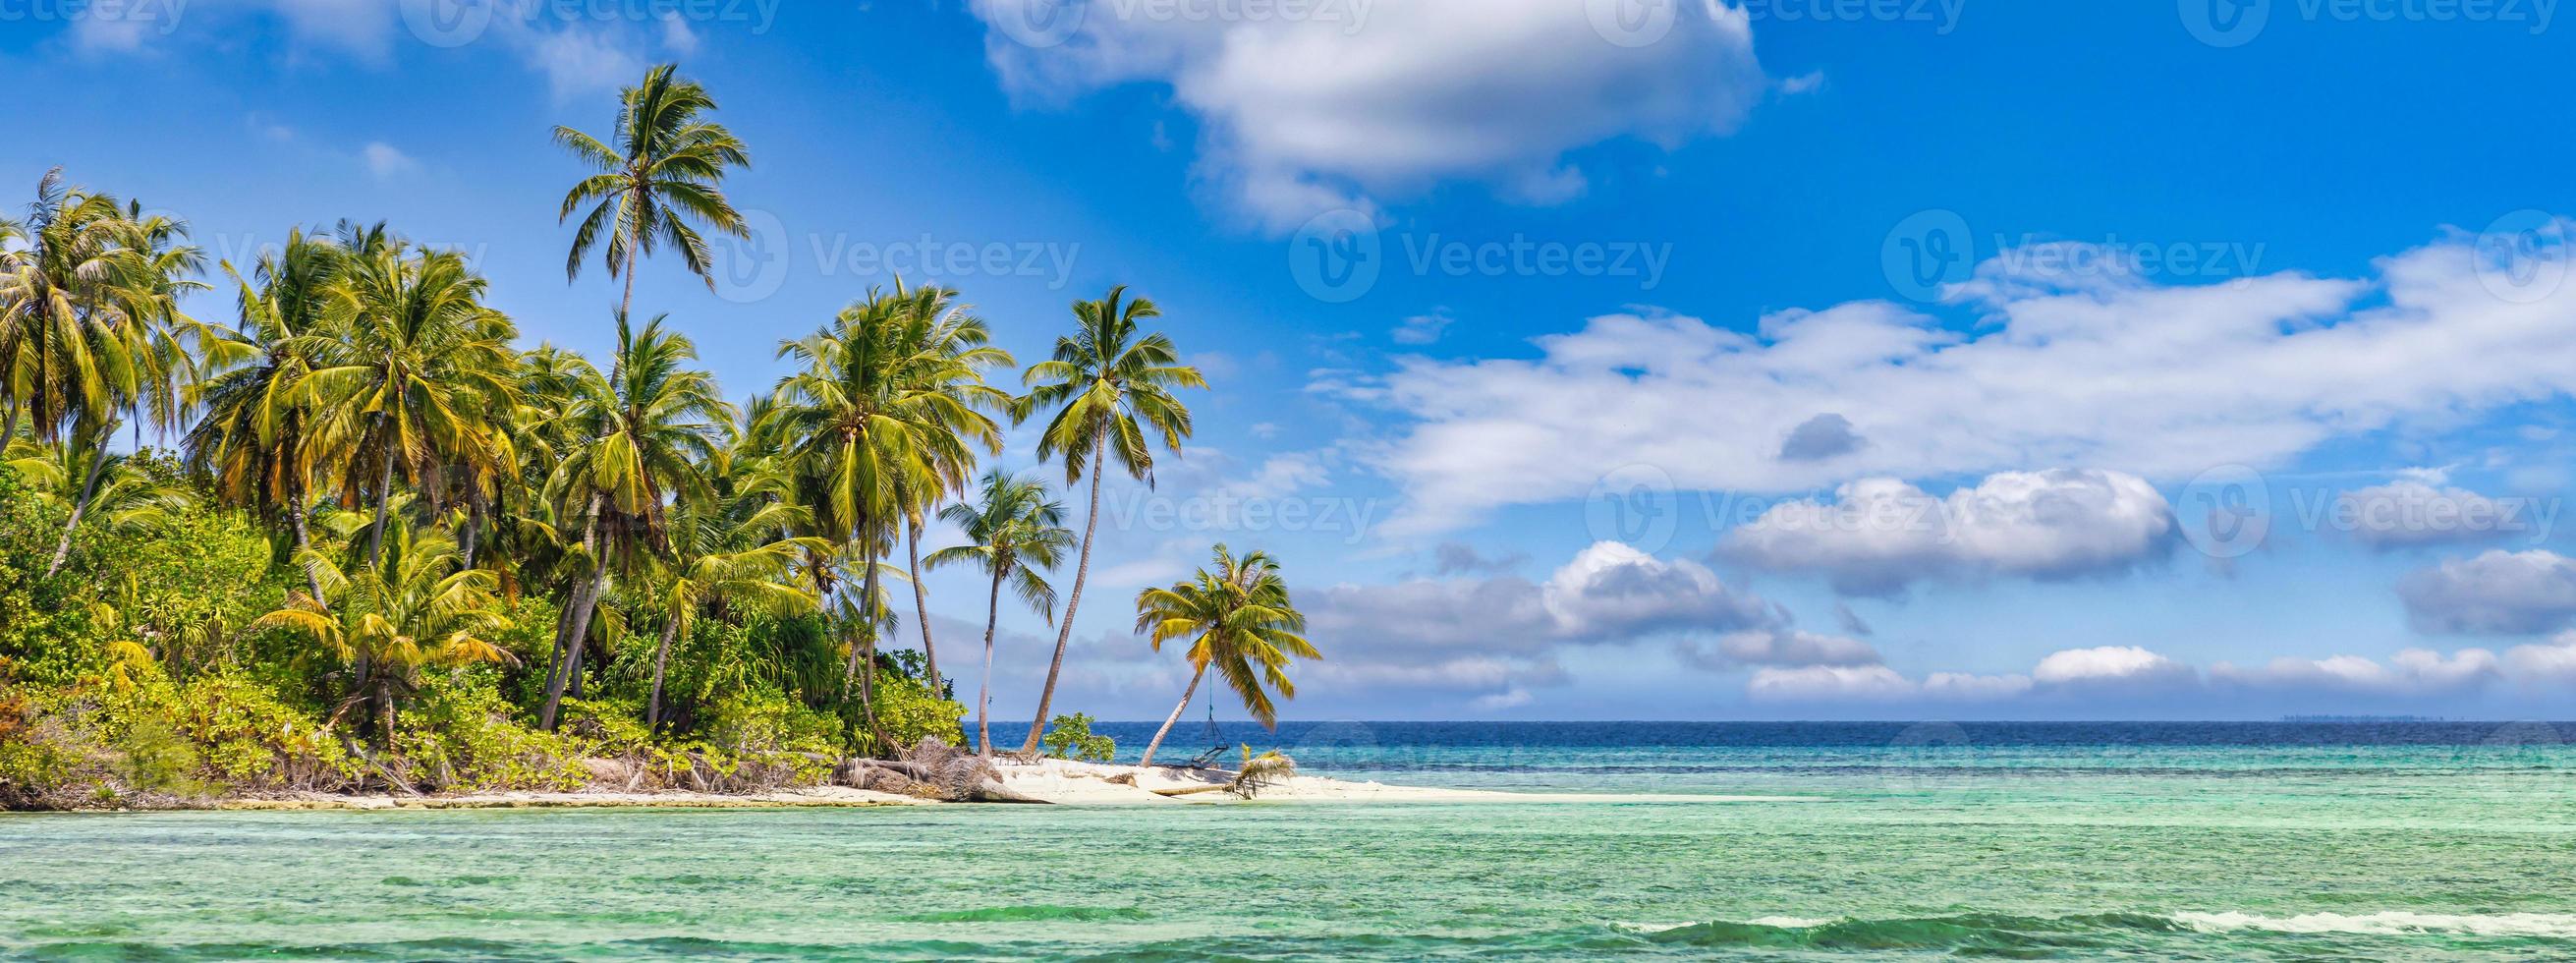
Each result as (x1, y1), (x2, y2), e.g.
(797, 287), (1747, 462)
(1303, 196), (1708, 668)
(539, 313), (733, 729)
(252, 523), (515, 744)
(555, 63), (752, 315)
(1134, 544), (1316, 767)
(925, 470), (1074, 755)
(760, 285), (1014, 699)
(1012, 285), (1205, 755)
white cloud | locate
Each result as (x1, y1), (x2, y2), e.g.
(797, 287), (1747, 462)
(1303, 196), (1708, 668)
(1748, 664), (2032, 703)
(1723, 470), (2175, 595)
(1685, 630), (1882, 669)
(1335, 228), (2576, 535)
(362, 142), (418, 179)
(968, 0), (1769, 229)
(1393, 311), (1455, 346)
(659, 11), (701, 54)
(2211, 649), (2499, 695)
(2335, 481), (2544, 550)
(1540, 542), (1777, 640)
(2031, 645), (2196, 688)
(2397, 549), (2576, 635)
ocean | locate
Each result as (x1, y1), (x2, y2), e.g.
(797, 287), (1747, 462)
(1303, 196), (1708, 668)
(6, 721), (2575, 960)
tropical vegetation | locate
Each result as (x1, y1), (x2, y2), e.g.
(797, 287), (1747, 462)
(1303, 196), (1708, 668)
(0, 62), (1318, 811)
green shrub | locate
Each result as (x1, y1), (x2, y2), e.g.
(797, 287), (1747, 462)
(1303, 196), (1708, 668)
(391, 679), (588, 792)
(1041, 712), (1116, 763)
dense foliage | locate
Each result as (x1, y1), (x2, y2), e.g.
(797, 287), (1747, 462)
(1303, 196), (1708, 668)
(0, 62), (1320, 810)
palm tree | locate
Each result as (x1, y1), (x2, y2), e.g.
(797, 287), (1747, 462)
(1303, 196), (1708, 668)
(304, 242), (518, 569)
(1133, 544), (1316, 768)
(890, 285), (1011, 698)
(0, 171), (207, 577)
(646, 454), (826, 728)
(7, 419), (195, 540)
(555, 62), (752, 319)
(924, 470), (1073, 756)
(761, 287), (1009, 739)
(186, 229), (345, 602)
(1011, 285), (1206, 756)
(251, 523), (516, 745)
(537, 312), (729, 730)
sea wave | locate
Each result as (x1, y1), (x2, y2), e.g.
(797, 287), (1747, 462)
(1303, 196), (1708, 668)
(2173, 911), (2576, 937)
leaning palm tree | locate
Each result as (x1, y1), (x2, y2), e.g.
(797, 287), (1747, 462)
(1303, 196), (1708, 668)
(1133, 544), (1316, 768)
(924, 470), (1073, 756)
(7, 419), (195, 540)
(251, 523), (516, 746)
(1011, 285), (1205, 755)
(537, 312), (730, 730)
(555, 62), (753, 318)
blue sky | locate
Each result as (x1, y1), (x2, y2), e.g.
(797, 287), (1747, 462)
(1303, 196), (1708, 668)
(8, 0), (2576, 720)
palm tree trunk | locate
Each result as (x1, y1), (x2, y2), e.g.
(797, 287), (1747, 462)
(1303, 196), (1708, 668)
(1022, 446), (1106, 756)
(461, 494), (483, 570)
(539, 494), (607, 730)
(857, 548), (888, 753)
(43, 432), (112, 579)
(619, 202), (640, 320)
(288, 498), (326, 605)
(646, 602), (681, 729)
(908, 517), (939, 697)
(365, 438), (395, 568)
(978, 566), (1004, 757)
(1139, 663), (1206, 768)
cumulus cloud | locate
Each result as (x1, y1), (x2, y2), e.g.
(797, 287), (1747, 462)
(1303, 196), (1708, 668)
(2032, 645), (2197, 690)
(2334, 480), (2548, 550)
(1747, 664), (2033, 703)
(1680, 630), (1882, 669)
(2396, 549), (2576, 635)
(1722, 470), (2176, 595)
(1778, 413), (1866, 462)
(1334, 229), (2576, 535)
(1749, 638), (2576, 708)
(1304, 541), (1785, 707)
(968, 0), (1769, 229)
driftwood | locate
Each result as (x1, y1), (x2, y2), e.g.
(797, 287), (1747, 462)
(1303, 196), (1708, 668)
(834, 740), (1048, 804)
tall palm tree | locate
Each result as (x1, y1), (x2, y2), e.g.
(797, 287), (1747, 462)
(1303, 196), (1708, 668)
(537, 312), (729, 730)
(761, 287), (1009, 737)
(924, 470), (1073, 756)
(1133, 544), (1316, 767)
(186, 229), (346, 602)
(251, 523), (516, 745)
(890, 285), (1011, 697)
(304, 242), (518, 569)
(1011, 285), (1205, 756)
(555, 63), (753, 319)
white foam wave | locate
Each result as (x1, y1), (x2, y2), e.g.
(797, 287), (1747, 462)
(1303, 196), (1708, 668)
(2174, 911), (2576, 937)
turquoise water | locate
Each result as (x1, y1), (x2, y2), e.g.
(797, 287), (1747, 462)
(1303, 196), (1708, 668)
(7, 722), (2576, 960)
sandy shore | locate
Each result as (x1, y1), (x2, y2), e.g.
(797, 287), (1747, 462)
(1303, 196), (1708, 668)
(200, 759), (1803, 811)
